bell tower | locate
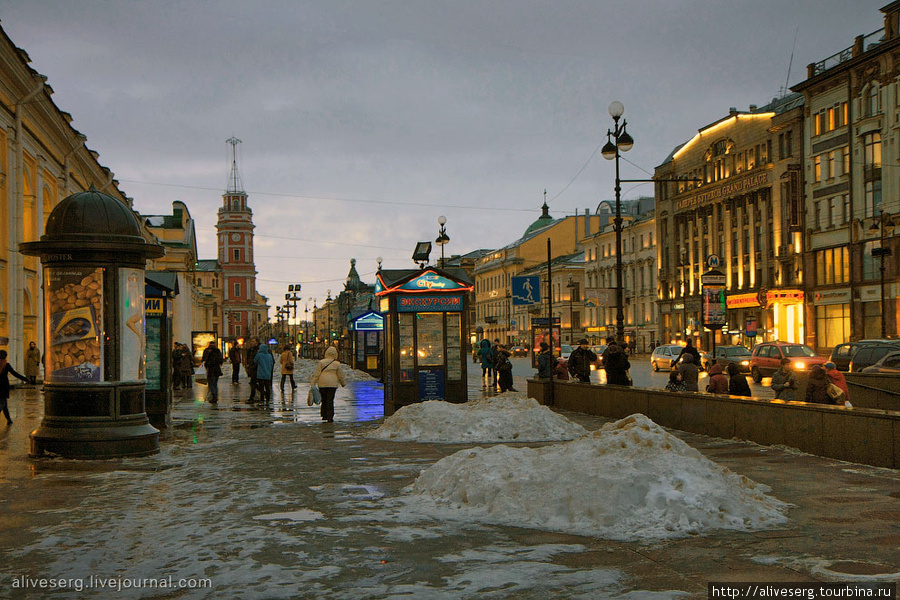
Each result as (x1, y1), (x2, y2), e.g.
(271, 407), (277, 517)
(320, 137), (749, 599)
(216, 137), (259, 338)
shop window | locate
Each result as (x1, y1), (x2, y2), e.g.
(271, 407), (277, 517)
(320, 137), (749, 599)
(816, 304), (850, 350)
(863, 301), (882, 339)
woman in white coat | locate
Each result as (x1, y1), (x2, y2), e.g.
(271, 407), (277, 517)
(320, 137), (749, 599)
(311, 346), (346, 422)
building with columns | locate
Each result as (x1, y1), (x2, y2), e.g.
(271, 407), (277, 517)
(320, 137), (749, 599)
(216, 139), (267, 340)
(0, 24), (133, 367)
(654, 94), (805, 350)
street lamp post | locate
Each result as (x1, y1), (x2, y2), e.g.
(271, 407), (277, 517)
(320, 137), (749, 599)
(286, 283), (302, 349)
(304, 301), (310, 358)
(870, 204), (895, 338)
(312, 298), (318, 358)
(601, 101), (634, 346)
(435, 215), (450, 267)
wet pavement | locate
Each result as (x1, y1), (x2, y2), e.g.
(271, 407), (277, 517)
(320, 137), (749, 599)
(0, 365), (899, 599)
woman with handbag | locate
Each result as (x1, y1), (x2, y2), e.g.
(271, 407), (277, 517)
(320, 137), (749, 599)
(311, 346), (346, 422)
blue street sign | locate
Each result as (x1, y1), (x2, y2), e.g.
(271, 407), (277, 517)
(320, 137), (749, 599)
(512, 275), (541, 305)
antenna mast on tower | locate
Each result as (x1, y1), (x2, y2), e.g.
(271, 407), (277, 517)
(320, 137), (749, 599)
(226, 136), (244, 193)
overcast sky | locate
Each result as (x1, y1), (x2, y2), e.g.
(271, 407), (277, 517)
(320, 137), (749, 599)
(0, 0), (887, 312)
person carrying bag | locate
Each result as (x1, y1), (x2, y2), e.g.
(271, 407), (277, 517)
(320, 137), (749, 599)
(310, 346), (345, 422)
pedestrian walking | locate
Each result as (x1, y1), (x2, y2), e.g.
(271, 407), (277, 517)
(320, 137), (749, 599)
(311, 346), (346, 422)
(228, 342), (242, 384)
(677, 354), (700, 391)
(478, 340), (494, 383)
(536, 342), (553, 379)
(602, 338), (632, 386)
(24, 341), (41, 385)
(280, 345), (297, 393)
(665, 370), (687, 392)
(244, 337), (260, 402)
(254, 344), (275, 404)
(201, 341), (224, 404)
(805, 365), (833, 405)
(770, 358), (798, 401)
(824, 362), (849, 403)
(495, 345), (516, 392)
(727, 363), (752, 397)
(0, 349), (27, 425)
(568, 339), (598, 383)
(706, 363), (729, 393)
(491, 339), (501, 388)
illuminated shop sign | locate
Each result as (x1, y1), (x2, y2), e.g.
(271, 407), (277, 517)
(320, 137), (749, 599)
(726, 293), (760, 309)
(676, 172), (770, 211)
(399, 272), (460, 291)
(397, 295), (464, 312)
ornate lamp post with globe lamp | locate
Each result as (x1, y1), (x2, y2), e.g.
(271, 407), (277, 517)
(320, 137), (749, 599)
(435, 216), (450, 267)
(601, 101), (634, 346)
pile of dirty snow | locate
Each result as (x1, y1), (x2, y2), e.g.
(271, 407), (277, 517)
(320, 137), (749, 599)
(292, 358), (375, 382)
(366, 393), (587, 443)
(406, 413), (789, 540)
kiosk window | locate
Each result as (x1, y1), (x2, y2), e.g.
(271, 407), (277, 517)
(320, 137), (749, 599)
(399, 313), (415, 377)
(416, 313), (445, 367)
(446, 313), (461, 380)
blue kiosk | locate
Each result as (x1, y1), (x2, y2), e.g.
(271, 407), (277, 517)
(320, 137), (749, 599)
(376, 267), (473, 415)
(349, 306), (384, 376)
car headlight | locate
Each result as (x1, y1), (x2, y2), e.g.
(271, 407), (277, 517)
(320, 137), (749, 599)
(793, 361), (806, 370)
(740, 360), (749, 366)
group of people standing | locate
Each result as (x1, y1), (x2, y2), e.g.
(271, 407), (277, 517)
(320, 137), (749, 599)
(477, 339), (516, 393)
(534, 337), (633, 386)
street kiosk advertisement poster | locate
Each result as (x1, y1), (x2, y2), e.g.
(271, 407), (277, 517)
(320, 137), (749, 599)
(416, 313), (444, 367)
(418, 368), (445, 401)
(703, 286), (727, 329)
(119, 268), (145, 382)
(45, 266), (103, 382)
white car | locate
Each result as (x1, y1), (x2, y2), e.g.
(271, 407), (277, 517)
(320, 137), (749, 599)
(559, 344), (575, 360)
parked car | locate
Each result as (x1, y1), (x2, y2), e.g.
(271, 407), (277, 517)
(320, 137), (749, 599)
(848, 342), (900, 372)
(749, 342), (827, 382)
(830, 339), (900, 371)
(559, 344), (575, 360)
(704, 345), (752, 373)
(509, 346), (528, 357)
(650, 344), (684, 371)
(860, 351), (900, 374)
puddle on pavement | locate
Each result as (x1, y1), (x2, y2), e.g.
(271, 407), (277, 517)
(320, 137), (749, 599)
(825, 560), (900, 576)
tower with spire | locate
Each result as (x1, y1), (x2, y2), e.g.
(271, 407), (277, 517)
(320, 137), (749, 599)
(216, 137), (262, 338)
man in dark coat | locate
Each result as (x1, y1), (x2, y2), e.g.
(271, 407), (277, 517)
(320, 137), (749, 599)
(228, 342), (242, 384)
(244, 337), (260, 402)
(201, 341), (224, 404)
(568, 339), (597, 383)
(536, 342), (553, 379)
(674, 339), (701, 368)
(602, 340), (632, 386)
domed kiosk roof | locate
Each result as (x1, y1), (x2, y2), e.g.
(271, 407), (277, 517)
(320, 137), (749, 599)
(20, 186), (164, 263)
(45, 186), (144, 239)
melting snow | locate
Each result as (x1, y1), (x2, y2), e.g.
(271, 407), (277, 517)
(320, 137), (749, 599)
(366, 393), (588, 443)
(406, 413), (789, 540)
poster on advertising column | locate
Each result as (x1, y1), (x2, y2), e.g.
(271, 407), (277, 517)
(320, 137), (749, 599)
(701, 269), (727, 330)
(45, 266), (104, 382)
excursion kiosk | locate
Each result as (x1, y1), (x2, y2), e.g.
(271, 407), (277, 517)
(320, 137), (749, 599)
(349, 306), (384, 376)
(377, 267), (473, 415)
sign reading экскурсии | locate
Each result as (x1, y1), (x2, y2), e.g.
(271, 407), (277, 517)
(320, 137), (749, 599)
(397, 295), (464, 312)
(676, 172), (770, 211)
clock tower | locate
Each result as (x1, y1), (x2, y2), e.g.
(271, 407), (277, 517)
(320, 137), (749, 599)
(217, 137), (260, 339)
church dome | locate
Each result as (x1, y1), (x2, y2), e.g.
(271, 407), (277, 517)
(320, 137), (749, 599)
(524, 201), (554, 236)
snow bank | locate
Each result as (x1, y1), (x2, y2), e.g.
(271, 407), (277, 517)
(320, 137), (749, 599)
(407, 413), (789, 540)
(292, 358), (375, 382)
(366, 393), (588, 443)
